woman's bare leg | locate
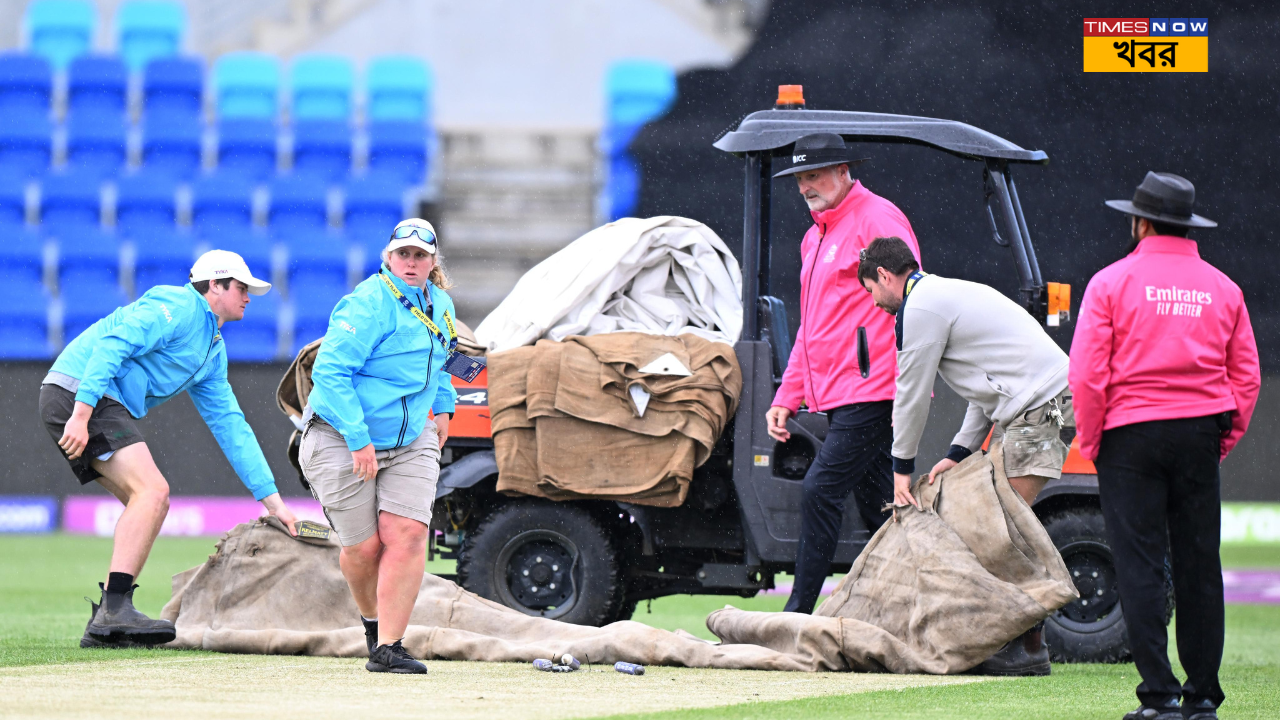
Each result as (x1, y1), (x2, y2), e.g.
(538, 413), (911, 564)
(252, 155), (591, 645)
(339, 534), (383, 619)
(375, 511), (429, 645)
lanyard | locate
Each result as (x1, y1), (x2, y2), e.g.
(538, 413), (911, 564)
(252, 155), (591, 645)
(378, 271), (458, 353)
(902, 270), (929, 301)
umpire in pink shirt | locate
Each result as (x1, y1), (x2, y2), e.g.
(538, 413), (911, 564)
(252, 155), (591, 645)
(1070, 172), (1260, 720)
(765, 134), (921, 614)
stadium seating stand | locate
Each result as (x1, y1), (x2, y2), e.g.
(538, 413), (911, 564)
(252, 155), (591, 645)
(67, 55), (127, 118)
(142, 55), (202, 122)
(65, 112), (128, 179)
(40, 171), (101, 227)
(366, 56), (430, 121)
(0, 53), (52, 116)
(292, 119), (351, 183)
(217, 118), (278, 181)
(214, 52), (280, 120)
(0, 277), (52, 358)
(290, 54), (353, 121)
(115, 170), (178, 235)
(191, 173), (255, 234)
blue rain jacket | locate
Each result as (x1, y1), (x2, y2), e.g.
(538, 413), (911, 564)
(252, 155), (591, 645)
(308, 267), (458, 452)
(48, 284), (278, 500)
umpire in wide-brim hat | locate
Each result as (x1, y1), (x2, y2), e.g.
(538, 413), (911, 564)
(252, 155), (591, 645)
(1105, 171), (1217, 228)
(773, 133), (870, 177)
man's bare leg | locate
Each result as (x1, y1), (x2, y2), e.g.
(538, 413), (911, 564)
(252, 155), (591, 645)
(339, 533), (383, 619)
(375, 511), (428, 645)
(92, 443), (170, 582)
(1008, 475), (1050, 506)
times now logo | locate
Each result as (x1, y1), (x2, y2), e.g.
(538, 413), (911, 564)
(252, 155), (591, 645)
(1083, 18), (1208, 36)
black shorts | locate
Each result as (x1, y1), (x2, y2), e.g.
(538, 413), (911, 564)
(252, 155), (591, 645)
(39, 384), (145, 484)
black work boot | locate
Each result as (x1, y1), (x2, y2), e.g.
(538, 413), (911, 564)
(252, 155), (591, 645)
(86, 583), (176, 647)
(1181, 699), (1218, 720)
(79, 597), (115, 648)
(366, 640), (428, 674)
(972, 622), (1051, 676)
(362, 617), (378, 655)
(1122, 705), (1181, 720)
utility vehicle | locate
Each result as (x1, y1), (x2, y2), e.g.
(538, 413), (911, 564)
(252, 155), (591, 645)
(290, 89), (1152, 664)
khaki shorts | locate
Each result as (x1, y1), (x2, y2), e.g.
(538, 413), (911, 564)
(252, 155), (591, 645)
(991, 389), (1074, 479)
(299, 419), (441, 546)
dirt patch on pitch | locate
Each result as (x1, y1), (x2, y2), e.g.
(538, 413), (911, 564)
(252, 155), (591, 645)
(1, 653), (992, 719)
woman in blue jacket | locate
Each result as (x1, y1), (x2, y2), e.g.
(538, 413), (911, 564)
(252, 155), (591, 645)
(301, 218), (458, 675)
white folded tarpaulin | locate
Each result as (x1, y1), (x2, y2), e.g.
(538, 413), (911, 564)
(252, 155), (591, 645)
(475, 216), (743, 351)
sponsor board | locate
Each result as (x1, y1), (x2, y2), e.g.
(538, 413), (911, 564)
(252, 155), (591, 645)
(1222, 502), (1280, 544)
(62, 496), (329, 537)
(0, 496), (58, 533)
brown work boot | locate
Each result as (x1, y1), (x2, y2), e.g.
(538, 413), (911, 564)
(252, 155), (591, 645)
(971, 622), (1051, 676)
(85, 583), (176, 647)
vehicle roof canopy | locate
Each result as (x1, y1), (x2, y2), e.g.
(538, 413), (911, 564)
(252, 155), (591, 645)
(713, 109), (1048, 164)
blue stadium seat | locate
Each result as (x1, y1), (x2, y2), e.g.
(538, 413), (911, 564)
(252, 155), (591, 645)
(0, 172), (28, 225)
(67, 55), (127, 118)
(282, 228), (348, 292)
(116, 171), (177, 235)
(290, 279), (349, 353)
(203, 229), (273, 282)
(292, 120), (351, 183)
(217, 118), (277, 181)
(269, 174), (328, 235)
(367, 121), (426, 184)
(40, 171), (101, 226)
(0, 278), (52, 358)
(141, 119), (201, 180)
(366, 56), (430, 122)
(132, 230), (196, 293)
(0, 223), (47, 286)
(291, 54), (353, 121)
(116, 1), (186, 72)
(220, 290), (280, 362)
(604, 59), (676, 150)
(51, 225), (119, 287)
(191, 173), (254, 234)
(213, 52), (280, 120)
(61, 280), (129, 344)
(0, 53), (52, 118)
(66, 112), (128, 179)
(344, 174), (404, 259)
(0, 113), (53, 178)
(142, 56), (202, 123)
(24, 0), (95, 70)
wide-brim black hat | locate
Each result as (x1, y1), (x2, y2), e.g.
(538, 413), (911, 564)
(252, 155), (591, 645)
(1104, 171), (1217, 228)
(772, 133), (869, 178)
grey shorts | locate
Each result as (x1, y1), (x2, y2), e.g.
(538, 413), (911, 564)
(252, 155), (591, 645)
(992, 389), (1075, 479)
(298, 419), (441, 546)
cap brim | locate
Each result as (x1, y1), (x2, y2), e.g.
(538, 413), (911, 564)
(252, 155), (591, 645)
(1104, 199), (1218, 228)
(232, 273), (272, 295)
(387, 237), (438, 254)
(773, 157), (870, 178)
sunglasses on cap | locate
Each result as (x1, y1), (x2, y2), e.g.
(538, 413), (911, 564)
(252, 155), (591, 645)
(391, 225), (437, 245)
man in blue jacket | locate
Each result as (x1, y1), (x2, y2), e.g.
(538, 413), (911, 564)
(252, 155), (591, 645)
(39, 250), (299, 648)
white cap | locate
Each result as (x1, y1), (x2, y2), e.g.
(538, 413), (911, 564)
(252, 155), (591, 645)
(189, 250), (272, 295)
(387, 218), (438, 254)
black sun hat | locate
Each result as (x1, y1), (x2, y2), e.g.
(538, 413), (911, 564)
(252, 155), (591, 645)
(772, 133), (869, 178)
(1104, 171), (1217, 228)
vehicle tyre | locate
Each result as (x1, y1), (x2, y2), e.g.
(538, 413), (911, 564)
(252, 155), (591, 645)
(457, 500), (620, 626)
(1040, 506), (1173, 663)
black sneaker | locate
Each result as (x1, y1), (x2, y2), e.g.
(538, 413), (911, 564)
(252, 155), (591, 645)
(1122, 706), (1181, 720)
(366, 640), (427, 674)
(971, 622), (1050, 676)
(86, 583), (176, 647)
(361, 617), (378, 655)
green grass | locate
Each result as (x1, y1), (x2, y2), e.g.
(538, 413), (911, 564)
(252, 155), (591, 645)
(1, 534), (1278, 719)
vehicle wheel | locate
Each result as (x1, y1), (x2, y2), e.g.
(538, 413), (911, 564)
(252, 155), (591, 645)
(457, 500), (620, 626)
(1040, 507), (1121, 663)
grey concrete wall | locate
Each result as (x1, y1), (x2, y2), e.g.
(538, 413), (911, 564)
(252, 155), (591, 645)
(1, 364), (1274, 502)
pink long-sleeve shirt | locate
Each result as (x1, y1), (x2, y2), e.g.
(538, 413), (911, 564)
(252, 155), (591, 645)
(772, 180), (921, 413)
(1068, 236), (1260, 462)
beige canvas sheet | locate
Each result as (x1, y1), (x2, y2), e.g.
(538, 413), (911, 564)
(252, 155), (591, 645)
(162, 444), (1077, 674)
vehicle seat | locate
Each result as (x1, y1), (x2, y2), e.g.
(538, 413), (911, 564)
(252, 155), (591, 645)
(757, 295), (791, 380)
